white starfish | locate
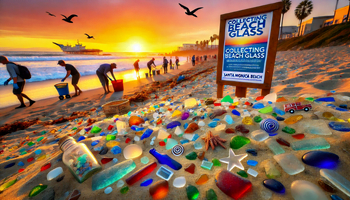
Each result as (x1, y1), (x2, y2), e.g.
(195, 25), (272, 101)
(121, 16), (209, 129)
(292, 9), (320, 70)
(219, 149), (248, 171)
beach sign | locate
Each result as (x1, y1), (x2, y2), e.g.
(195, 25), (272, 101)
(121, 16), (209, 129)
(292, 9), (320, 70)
(217, 2), (283, 97)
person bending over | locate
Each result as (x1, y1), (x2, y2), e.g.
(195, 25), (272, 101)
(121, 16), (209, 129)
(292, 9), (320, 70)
(96, 63), (117, 94)
(58, 60), (82, 97)
(1, 56), (35, 109)
(147, 58), (156, 77)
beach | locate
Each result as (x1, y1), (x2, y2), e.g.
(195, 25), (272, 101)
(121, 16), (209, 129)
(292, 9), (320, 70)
(0, 46), (350, 200)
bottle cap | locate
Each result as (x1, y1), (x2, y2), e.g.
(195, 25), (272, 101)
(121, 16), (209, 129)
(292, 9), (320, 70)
(58, 136), (74, 150)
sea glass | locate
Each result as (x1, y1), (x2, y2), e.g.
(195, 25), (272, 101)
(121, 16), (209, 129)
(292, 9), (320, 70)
(158, 128), (170, 140)
(300, 120), (332, 135)
(0, 178), (17, 192)
(167, 121), (181, 129)
(185, 152), (197, 160)
(274, 153), (305, 175)
(265, 138), (285, 155)
(149, 180), (169, 199)
(141, 129), (153, 140)
(47, 167), (63, 181)
(259, 106), (273, 114)
(263, 179), (285, 193)
(320, 169), (350, 197)
(242, 117), (253, 125)
(230, 136), (250, 149)
(196, 174), (209, 185)
(251, 130), (269, 142)
(215, 170), (252, 199)
(185, 163), (196, 174)
(185, 123), (199, 133)
(201, 160), (213, 170)
(126, 162), (157, 185)
(181, 112), (190, 120)
(302, 151), (339, 169)
(184, 98), (197, 108)
(166, 138), (178, 150)
(149, 148), (182, 170)
(91, 159), (136, 191)
(224, 115), (234, 124)
(237, 170), (248, 178)
(140, 178), (153, 187)
(173, 177), (186, 188)
(28, 184), (47, 197)
(284, 115), (303, 124)
(123, 144), (142, 159)
(282, 126), (295, 134)
(91, 126), (102, 134)
(291, 180), (328, 200)
(291, 137), (330, 150)
(156, 166), (174, 181)
(116, 121), (127, 135)
(264, 160), (281, 178)
(129, 116), (145, 127)
(221, 95), (233, 103)
(206, 189), (217, 200)
(174, 126), (184, 136)
(329, 122), (350, 132)
(186, 185), (200, 200)
(172, 110), (182, 118)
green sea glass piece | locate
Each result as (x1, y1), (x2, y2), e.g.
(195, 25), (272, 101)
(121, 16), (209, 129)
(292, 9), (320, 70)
(120, 186), (129, 194)
(186, 185), (199, 200)
(265, 138), (285, 155)
(106, 135), (116, 141)
(28, 141), (35, 146)
(36, 136), (44, 142)
(28, 184), (47, 197)
(212, 158), (221, 167)
(91, 126), (102, 134)
(253, 116), (262, 123)
(259, 106), (273, 114)
(0, 178), (17, 192)
(264, 160), (281, 179)
(305, 97), (314, 102)
(221, 95), (233, 103)
(282, 126), (296, 134)
(237, 170), (248, 178)
(230, 136), (250, 150)
(185, 152), (197, 160)
(291, 138), (330, 151)
(271, 113), (277, 118)
(206, 189), (218, 200)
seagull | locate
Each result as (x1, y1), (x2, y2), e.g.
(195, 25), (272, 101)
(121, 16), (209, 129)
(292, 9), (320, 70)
(85, 33), (95, 39)
(61, 14), (78, 23)
(179, 3), (203, 17)
(46, 12), (56, 17)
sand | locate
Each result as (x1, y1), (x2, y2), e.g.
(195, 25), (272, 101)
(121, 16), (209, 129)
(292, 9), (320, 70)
(1, 46), (350, 200)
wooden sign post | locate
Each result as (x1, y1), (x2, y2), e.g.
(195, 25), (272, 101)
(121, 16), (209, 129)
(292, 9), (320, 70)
(217, 2), (283, 98)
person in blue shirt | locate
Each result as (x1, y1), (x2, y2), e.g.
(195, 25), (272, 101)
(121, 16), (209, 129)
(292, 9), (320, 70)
(1, 55), (35, 109)
(96, 63), (117, 94)
(192, 55), (195, 66)
(163, 57), (168, 74)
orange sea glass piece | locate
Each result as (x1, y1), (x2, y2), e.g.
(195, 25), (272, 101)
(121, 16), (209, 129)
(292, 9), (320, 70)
(149, 180), (169, 199)
(284, 115), (303, 124)
(195, 174), (209, 185)
(256, 96), (264, 101)
(276, 97), (288, 102)
(322, 112), (334, 119)
(292, 133), (305, 140)
(185, 123), (199, 133)
(129, 116), (145, 127)
(197, 152), (205, 160)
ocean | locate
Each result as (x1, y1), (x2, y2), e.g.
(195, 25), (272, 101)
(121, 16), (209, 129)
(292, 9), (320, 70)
(0, 51), (187, 84)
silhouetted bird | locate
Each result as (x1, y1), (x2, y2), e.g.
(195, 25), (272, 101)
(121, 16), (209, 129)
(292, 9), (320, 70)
(61, 14), (78, 23)
(46, 12), (56, 17)
(85, 33), (95, 39)
(179, 3), (203, 17)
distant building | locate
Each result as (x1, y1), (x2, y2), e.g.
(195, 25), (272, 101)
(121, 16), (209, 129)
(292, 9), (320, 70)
(323, 5), (350, 26)
(299, 16), (333, 36)
(177, 44), (198, 51)
(279, 26), (298, 39)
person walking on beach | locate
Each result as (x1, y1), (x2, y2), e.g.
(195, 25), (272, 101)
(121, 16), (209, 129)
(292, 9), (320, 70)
(147, 58), (156, 77)
(163, 57), (168, 74)
(96, 63), (117, 94)
(58, 60), (82, 97)
(192, 55), (195, 66)
(169, 58), (172, 70)
(133, 59), (140, 79)
(1, 56), (35, 109)
(175, 56), (179, 69)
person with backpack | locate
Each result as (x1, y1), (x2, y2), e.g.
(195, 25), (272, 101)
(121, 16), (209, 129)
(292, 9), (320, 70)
(163, 57), (168, 74)
(1, 55), (35, 109)
(175, 56), (179, 69)
(58, 60), (82, 97)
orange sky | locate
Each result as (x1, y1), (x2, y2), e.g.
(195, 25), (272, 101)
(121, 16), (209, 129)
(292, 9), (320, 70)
(0, 0), (346, 53)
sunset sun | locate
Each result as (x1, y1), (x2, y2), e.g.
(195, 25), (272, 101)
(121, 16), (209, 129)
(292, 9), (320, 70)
(132, 43), (142, 52)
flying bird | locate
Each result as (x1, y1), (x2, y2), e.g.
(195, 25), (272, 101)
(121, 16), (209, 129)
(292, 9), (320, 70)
(46, 12), (56, 17)
(85, 33), (95, 39)
(179, 3), (203, 17)
(61, 14), (78, 23)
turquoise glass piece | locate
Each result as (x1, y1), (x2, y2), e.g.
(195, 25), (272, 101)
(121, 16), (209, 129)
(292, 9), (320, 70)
(291, 138), (330, 151)
(201, 160), (213, 170)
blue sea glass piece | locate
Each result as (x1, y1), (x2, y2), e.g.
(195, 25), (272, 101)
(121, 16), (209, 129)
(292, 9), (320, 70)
(260, 118), (279, 133)
(149, 148), (182, 170)
(18, 161), (25, 166)
(100, 132), (106, 136)
(269, 133), (278, 136)
(141, 129), (153, 140)
(331, 194), (344, 200)
(140, 178), (153, 187)
(252, 103), (264, 109)
(339, 104), (347, 109)
(336, 107), (348, 112)
(263, 179), (285, 193)
(212, 118), (220, 122)
(184, 123), (189, 129)
(131, 125), (144, 131)
(208, 121), (217, 128)
(143, 117), (149, 121)
(192, 134), (199, 141)
(246, 149), (257, 156)
(315, 97), (335, 102)
(177, 75), (185, 82)
(247, 160), (258, 167)
(34, 149), (42, 155)
(302, 151), (339, 169)
(167, 121), (181, 129)
(77, 136), (85, 142)
(232, 110), (241, 116)
(329, 122), (350, 132)
(276, 116), (285, 121)
(111, 146), (122, 155)
(4, 162), (15, 169)
(91, 140), (99, 146)
(327, 104), (336, 108)
(180, 139), (189, 144)
(273, 107), (285, 115)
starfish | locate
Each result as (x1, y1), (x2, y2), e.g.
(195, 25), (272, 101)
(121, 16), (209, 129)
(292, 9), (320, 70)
(201, 131), (227, 151)
(220, 149), (248, 171)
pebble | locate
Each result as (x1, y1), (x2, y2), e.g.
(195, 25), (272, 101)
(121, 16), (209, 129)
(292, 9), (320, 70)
(104, 187), (113, 194)
(291, 180), (328, 200)
(263, 179), (285, 193)
(47, 167), (63, 181)
(173, 176), (186, 188)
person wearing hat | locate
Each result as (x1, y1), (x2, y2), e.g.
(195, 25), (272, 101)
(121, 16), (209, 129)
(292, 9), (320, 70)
(96, 63), (117, 94)
(147, 58), (156, 77)
(58, 60), (82, 97)
(1, 55), (35, 109)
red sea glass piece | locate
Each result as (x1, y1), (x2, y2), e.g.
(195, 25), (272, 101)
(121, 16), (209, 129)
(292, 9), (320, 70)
(185, 123), (199, 133)
(276, 138), (290, 147)
(156, 119), (162, 125)
(185, 163), (196, 174)
(229, 105), (236, 109)
(27, 157), (34, 162)
(244, 102), (250, 106)
(126, 162), (157, 185)
(40, 163), (51, 172)
(209, 109), (227, 119)
(256, 96), (264, 101)
(101, 158), (114, 164)
(18, 168), (25, 173)
(225, 128), (235, 133)
(0, 150), (3, 154)
(107, 125), (114, 130)
(149, 180), (169, 200)
(125, 138), (131, 143)
(129, 116), (145, 127)
(159, 141), (166, 146)
(292, 133), (305, 140)
(215, 170), (252, 199)
(214, 102), (221, 106)
(168, 135), (172, 139)
(235, 125), (249, 134)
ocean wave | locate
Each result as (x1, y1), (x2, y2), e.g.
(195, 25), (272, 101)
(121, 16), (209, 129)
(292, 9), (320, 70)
(6, 55), (131, 62)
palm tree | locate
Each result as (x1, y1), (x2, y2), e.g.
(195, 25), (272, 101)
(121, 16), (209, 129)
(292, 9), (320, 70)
(210, 36), (213, 48)
(295, 0), (313, 36)
(200, 41), (203, 49)
(195, 41), (198, 50)
(280, 0), (292, 39)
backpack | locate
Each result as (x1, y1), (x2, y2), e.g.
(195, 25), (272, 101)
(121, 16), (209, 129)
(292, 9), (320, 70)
(8, 62), (32, 79)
